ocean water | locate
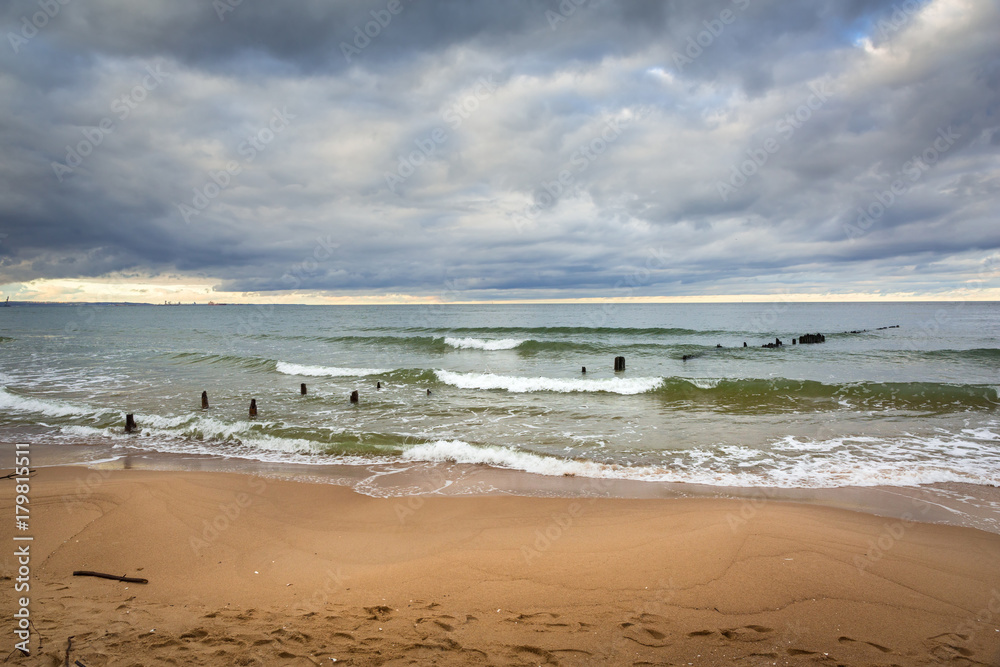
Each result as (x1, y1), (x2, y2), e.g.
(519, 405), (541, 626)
(1, 302), (999, 498)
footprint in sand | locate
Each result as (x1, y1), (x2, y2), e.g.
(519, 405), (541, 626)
(512, 644), (558, 663)
(688, 629), (715, 637)
(719, 625), (775, 642)
(619, 613), (671, 647)
(924, 632), (975, 660)
(364, 605), (393, 621)
(838, 635), (892, 653)
(179, 628), (210, 641)
(415, 615), (457, 633)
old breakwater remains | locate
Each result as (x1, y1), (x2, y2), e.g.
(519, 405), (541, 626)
(1, 303), (999, 500)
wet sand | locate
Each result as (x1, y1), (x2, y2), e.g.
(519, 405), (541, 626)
(2, 466), (999, 665)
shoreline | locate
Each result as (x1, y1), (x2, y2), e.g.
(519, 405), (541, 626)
(15, 439), (1000, 536)
(3, 464), (1000, 664)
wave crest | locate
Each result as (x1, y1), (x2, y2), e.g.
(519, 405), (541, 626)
(435, 370), (663, 394)
(275, 362), (391, 377)
(443, 337), (524, 350)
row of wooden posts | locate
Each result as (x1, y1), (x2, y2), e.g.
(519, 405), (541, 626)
(123, 357), (630, 433)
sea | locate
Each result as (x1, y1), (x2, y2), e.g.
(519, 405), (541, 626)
(2, 302), (999, 530)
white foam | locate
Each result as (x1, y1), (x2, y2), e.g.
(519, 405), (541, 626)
(399, 434), (1000, 489)
(962, 427), (1000, 441)
(57, 422), (394, 467)
(402, 440), (610, 477)
(276, 361), (390, 377)
(0, 387), (111, 419)
(444, 337), (525, 351)
(686, 377), (722, 389)
(435, 370), (663, 394)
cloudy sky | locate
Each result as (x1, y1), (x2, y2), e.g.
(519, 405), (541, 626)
(1, 0), (998, 303)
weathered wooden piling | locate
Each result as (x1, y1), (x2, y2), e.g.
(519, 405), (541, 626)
(201, 391), (209, 409)
(614, 356), (625, 371)
(581, 366), (586, 373)
(124, 413), (136, 433)
(350, 390), (359, 403)
(300, 383), (307, 395)
(249, 399), (257, 418)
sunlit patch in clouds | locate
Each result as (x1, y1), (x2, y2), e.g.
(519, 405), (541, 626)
(0, 0), (998, 303)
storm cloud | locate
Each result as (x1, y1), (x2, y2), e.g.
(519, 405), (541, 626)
(1, 0), (998, 301)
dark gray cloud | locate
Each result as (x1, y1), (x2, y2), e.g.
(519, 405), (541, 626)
(1, 0), (998, 300)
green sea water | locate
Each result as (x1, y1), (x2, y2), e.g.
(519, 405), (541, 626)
(1, 302), (999, 495)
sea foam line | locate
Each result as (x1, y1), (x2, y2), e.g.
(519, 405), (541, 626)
(443, 337), (525, 351)
(275, 361), (391, 377)
(434, 370), (663, 394)
(0, 387), (113, 419)
(399, 438), (1000, 488)
(402, 440), (610, 477)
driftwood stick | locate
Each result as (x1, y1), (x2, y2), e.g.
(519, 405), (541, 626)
(0, 470), (35, 480)
(73, 571), (148, 584)
(64, 636), (73, 667)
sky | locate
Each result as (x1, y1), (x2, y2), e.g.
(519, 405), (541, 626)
(1, 0), (998, 304)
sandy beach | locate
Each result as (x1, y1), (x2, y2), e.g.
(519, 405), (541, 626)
(3, 466), (999, 666)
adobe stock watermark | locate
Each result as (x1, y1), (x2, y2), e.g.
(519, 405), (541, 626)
(671, 0), (750, 71)
(853, 497), (931, 574)
(340, 0), (414, 63)
(51, 64), (170, 183)
(189, 476), (267, 555)
(545, 0), (591, 31)
(233, 233), (340, 337)
(725, 489), (770, 532)
(898, 253), (998, 353)
(872, 0), (928, 41)
(716, 78), (835, 202)
(213, 0), (243, 22)
(385, 75), (498, 193)
(296, 567), (352, 612)
(7, 0), (72, 54)
(394, 464), (449, 524)
(844, 127), (960, 241)
(412, 272), (473, 329)
(584, 245), (670, 328)
(516, 109), (648, 231)
(60, 467), (112, 513)
(934, 588), (1000, 664)
(176, 106), (295, 223)
(745, 290), (794, 333)
(521, 478), (614, 566)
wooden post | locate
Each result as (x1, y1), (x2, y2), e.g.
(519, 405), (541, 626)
(614, 356), (625, 372)
(125, 413), (135, 433)
(376, 381), (381, 390)
(249, 399), (257, 418)
(581, 366), (586, 373)
(201, 391), (209, 409)
(350, 390), (359, 403)
(300, 383), (307, 395)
